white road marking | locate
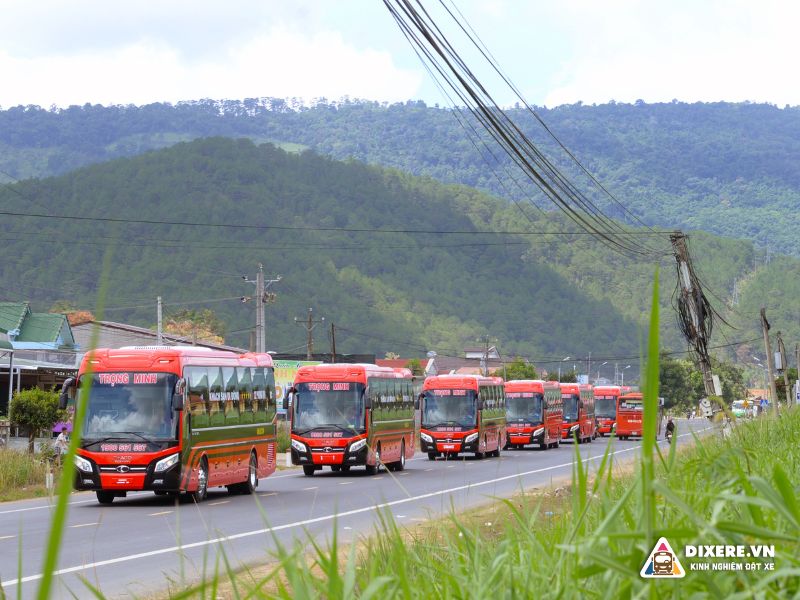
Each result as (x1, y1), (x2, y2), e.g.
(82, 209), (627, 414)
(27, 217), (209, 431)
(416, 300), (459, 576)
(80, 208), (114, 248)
(1, 428), (711, 589)
(0, 535), (15, 540)
(396, 515), (406, 519)
(258, 493), (277, 497)
(148, 511), (173, 517)
(208, 501), (230, 506)
(303, 486), (318, 491)
(424, 468), (433, 472)
(338, 482), (353, 486)
(0, 491), (149, 515)
(69, 523), (98, 529)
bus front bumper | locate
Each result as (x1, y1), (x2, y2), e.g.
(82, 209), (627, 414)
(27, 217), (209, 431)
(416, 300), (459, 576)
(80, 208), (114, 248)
(74, 462), (181, 492)
(291, 445), (368, 466)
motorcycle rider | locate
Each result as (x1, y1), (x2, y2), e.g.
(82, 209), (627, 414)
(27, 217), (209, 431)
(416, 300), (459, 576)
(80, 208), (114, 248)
(665, 417), (675, 440)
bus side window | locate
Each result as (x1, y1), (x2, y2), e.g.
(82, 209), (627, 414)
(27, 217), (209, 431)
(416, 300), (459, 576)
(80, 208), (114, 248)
(208, 367), (224, 425)
(265, 368), (276, 420)
(252, 367), (267, 419)
(223, 367), (240, 424)
(239, 368), (254, 424)
(186, 367), (210, 428)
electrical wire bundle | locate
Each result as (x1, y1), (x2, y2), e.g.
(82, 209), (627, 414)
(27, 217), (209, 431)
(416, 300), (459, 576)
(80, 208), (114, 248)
(383, 0), (671, 259)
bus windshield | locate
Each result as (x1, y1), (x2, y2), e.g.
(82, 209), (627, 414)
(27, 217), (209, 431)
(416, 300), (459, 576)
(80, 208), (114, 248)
(619, 398), (643, 411)
(422, 389), (476, 428)
(595, 396), (617, 418)
(80, 372), (177, 441)
(562, 394), (580, 422)
(506, 392), (543, 423)
(292, 382), (365, 435)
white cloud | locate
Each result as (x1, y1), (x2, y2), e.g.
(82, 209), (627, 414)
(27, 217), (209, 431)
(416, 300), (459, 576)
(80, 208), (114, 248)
(0, 27), (422, 107)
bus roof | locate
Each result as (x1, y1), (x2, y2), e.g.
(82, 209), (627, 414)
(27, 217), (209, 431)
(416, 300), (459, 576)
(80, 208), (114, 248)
(504, 379), (560, 393)
(559, 383), (592, 393)
(423, 374), (501, 390)
(619, 392), (643, 401)
(294, 363), (408, 384)
(593, 385), (622, 395)
(79, 347), (274, 373)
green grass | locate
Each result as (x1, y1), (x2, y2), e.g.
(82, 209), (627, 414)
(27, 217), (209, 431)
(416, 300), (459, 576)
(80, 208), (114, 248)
(0, 450), (60, 502)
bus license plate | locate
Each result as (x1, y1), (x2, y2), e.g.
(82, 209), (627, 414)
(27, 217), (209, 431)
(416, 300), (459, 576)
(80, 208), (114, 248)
(442, 444), (455, 450)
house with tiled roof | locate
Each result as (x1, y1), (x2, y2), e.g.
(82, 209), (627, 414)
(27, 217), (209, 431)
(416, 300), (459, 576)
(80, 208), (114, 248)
(1, 302), (78, 412)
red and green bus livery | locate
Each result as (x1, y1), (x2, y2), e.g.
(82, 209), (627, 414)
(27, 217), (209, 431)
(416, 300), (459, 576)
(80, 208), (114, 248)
(288, 364), (415, 476)
(560, 382), (595, 443)
(615, 392), (644, 439)
(60, 347), (278, 504)
(593, 385), (621, 436)
(419, 375), (506, 460)
(504, 380), (562, 450)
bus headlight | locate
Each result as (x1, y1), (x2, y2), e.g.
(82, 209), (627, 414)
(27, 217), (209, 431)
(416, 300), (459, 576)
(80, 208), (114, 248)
(348, 438), (367, 453)
(611, 422), (617, 431)
(464, 432), (478, 444)
(291, 439), (308, 454)
(154, 453), (180, 473)
(570, 424), (580, 433)
(420, 432), (433, 444)
(533, 427), (544, 437)
(74, 455), (93, 473)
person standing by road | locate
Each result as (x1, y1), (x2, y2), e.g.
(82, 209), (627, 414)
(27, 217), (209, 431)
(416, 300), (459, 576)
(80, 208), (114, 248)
(55, 426), (69, 464)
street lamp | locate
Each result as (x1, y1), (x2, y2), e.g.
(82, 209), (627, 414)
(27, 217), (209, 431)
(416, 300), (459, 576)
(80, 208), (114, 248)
(621, 364), (631, 387)
(597, 361), (608, 383)
(558, 356), (570, 382)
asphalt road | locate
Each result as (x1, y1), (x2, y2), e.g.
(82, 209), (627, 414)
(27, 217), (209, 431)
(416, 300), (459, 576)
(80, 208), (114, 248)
(0, 419), (711, 599)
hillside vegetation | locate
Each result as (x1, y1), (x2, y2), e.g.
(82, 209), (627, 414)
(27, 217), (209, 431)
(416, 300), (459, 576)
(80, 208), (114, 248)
(2, 138), (798, 364)
(1, 99), (799, 256)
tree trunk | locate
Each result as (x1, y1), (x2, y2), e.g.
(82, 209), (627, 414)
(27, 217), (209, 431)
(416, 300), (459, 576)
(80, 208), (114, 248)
(28, 430), (36, 454)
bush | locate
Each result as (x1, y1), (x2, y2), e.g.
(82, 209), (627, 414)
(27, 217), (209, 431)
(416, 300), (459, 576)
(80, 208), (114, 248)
(9, 388), (64, 453)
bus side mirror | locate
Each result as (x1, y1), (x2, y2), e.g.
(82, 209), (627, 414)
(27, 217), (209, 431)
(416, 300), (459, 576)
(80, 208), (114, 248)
(59, 378), (76, 410)
(283, 387), (295, 412)
(172, 378), (186, 411)
(415, 394), (422, 410)
(364, 390), (372, 410)
(477, 397), (484, 411)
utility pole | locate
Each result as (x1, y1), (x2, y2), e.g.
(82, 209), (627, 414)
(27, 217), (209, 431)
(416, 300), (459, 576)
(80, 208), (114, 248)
(777, 331), (791, 407)
(330, 322), (337, 363)
(671, 232), (716, 397)
(295, 308), (325, 360)
(614, 362), (619, 386)
(760, 308), (779, 413)
(243, 264), (281, 353)
(157, 296), (163, 345)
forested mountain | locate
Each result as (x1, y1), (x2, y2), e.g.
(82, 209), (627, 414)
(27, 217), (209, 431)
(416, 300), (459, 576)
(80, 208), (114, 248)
(1, 99), (799, 255)
(0, 138), (637, 360)
(2, 138), (798, 368)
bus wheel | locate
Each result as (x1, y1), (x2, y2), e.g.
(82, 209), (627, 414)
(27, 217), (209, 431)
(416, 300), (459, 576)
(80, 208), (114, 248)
(331, 465), (341, 472)
(394, 440), (406, 471)
(340, 465), (351, 473)
(96, 491), (115, 505)
(191, 459), (209, 502)
(493, 439), (501, 458)
(303, 465), (316, 476)
(366, 444), (381, 475)
(243, 452), (258, 494)
(427, 452), (438, 461)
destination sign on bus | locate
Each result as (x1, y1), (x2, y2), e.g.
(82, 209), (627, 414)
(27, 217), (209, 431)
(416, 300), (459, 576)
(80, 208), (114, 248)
(305, 382), (353, 392)
(506, 392), (536, 398)
(431, 389), (469, 396)
(96, 373), (165, 386)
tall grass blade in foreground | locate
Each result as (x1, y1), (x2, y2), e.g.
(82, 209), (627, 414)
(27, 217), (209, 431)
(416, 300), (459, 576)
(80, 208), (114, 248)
(36, 243), (116, 600)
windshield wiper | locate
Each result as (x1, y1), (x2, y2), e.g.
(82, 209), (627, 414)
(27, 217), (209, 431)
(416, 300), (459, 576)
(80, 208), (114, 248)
(83, 432), (152, 447)
(293, 424), (356, 436)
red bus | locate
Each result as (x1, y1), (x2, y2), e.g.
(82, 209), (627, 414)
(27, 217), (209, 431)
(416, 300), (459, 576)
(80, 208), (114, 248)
(59, 347), (278, 504)
(593, 385), (622, 436)
(560, 382), (595, 443)
(504, 380), (562, 450)
(419, 375), (506, 460)
(288, 364), (415, 476)
(615, 393), (644, 439)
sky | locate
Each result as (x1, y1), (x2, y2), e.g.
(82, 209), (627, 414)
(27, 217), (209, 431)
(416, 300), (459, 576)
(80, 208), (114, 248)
(1, 0), (799, 109)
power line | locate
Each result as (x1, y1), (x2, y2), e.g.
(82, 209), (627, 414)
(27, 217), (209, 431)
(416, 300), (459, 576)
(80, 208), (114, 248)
(0, 208), (673, 237)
